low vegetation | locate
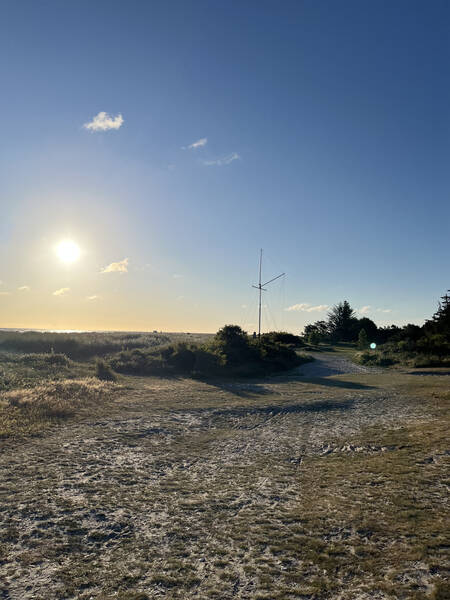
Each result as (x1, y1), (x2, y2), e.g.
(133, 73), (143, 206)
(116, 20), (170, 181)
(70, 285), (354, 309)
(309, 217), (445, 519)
(0, 378), (117, 438)
(0, 327), (310, 439)
(0, 330), (176, 359)
(110, 325), (311, 378)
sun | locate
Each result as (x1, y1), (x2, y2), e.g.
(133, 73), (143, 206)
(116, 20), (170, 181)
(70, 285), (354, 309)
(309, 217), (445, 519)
(56, 240), (81, 264)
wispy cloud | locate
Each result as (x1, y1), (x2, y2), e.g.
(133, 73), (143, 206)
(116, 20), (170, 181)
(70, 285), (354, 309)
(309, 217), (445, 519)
(83, 111), (123, 132)
(183, 137), (207, 150)
(18, 285), (30, 292)
(358, 305), (371, 314)
(53, 287), (70, 296)
(0, 291), (11, 296)
(377, 308), (392, 313)
(203, 152), (240, 166)
(101, 258), (129, 273)
(87, 295), (101, 301)
(285, 303), (329, 313)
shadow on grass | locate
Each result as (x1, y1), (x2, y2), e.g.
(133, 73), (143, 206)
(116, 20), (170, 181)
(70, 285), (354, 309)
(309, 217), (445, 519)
(300, 377), (375, 390)
(407, 371), (450, 376)
(212, 398), (355, 419)
(272, 375), (376, 390)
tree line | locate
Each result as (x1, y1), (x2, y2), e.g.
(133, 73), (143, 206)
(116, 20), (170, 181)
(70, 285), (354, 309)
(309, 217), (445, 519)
(303, 290), (450, 357)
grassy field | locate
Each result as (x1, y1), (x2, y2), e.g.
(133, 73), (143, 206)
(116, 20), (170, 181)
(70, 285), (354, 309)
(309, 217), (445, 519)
(0, 340), (449, 599)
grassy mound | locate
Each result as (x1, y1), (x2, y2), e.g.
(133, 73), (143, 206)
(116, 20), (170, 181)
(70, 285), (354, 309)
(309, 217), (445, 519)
(0, 378), (116, 438)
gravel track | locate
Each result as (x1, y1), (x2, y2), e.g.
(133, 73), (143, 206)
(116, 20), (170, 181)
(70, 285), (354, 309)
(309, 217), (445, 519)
(296, 352), (380, 377)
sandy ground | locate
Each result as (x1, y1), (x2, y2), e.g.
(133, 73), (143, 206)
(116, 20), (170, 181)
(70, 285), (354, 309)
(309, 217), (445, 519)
(0, 354), (448, 600)
(295, 352), (381, 377)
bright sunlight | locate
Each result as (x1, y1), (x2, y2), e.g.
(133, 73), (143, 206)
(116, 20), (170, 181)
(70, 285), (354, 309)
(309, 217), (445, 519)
(56, 239), (81, 264)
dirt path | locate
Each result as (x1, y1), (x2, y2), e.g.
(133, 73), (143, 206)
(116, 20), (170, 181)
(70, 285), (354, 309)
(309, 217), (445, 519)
(296, 351), (379, 377)
(0, 369), (447, 600)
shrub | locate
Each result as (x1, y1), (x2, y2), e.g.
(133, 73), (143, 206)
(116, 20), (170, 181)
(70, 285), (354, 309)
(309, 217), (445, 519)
(109, 326), (310, 378)
(95, 358), (117, 381)
(307, 332), (321, 346)
(356, 350), (395, 367)
(167, 343), (196, 373)
(358, 329), (369, 350)
(261, 331), (303, 346)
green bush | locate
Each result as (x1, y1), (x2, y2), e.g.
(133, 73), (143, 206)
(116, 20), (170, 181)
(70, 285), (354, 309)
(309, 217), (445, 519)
(357, 350), (395, 367)
(109, 326), (310, 378)
(261, 331), (303, 346)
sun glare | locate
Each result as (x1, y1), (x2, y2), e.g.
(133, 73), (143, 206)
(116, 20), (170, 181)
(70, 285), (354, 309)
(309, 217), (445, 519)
(56, 240), (81, 264)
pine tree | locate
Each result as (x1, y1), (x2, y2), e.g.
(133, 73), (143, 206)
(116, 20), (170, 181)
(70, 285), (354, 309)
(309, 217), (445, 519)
(327, 300), (357, 342)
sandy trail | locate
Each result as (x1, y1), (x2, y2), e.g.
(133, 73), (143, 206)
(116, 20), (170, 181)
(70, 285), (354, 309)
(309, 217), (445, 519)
(295, 351), (379, 377)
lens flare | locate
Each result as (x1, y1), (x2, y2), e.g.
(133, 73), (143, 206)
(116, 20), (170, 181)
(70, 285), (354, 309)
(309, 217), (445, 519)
(370, 342), (377, 349)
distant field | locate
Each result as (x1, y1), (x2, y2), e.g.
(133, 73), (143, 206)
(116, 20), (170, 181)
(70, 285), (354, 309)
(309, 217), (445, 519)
(0, 348), (448, 599)
(0, 330), (212, 360)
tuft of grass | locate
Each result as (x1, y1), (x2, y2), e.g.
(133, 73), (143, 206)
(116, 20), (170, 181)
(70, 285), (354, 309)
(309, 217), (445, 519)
(0, 378), (116, 438)
(95, 358), (117, 381)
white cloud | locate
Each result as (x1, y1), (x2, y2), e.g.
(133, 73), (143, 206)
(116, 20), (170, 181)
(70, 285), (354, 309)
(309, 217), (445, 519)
(101, 258), (129, 273)
(285, 303), (329, 313)
(184, 137), (207, 150)
(203, 152), (240, 166)
(18, 285), (30, 292)
(87, 295), (100, 301)
(83, 111), (123, 132)
(53, 287), (70, 296)
(359, 305), (371, 314)
(377, 308), (392, 313)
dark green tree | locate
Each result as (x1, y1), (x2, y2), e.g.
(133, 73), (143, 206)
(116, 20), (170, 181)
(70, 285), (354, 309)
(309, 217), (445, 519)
(425, 290), (450, 341)
(304, 320), (329, 341)
(327, 300), (357, 342)
(358, 328), (369, 349)
(355, 317), (378, 341)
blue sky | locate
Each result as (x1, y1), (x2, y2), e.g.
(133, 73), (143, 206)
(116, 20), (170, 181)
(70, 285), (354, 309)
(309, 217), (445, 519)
(0, 0), (448, 332)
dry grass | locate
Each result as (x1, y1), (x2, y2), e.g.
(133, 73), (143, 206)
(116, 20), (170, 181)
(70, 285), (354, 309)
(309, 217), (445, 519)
(0, 378), (118, 438)
(0, 358), (448, 599)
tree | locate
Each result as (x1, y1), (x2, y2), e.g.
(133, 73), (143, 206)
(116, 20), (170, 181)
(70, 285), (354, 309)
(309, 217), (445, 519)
(358, 328), (369, 350)
(424, 289), (450, 341)
(303, 320), (329, 345)
(355, 317), (378, 341)
(327, 300), (357, 342)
